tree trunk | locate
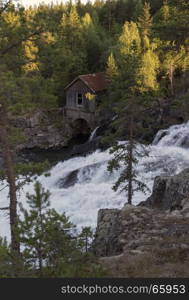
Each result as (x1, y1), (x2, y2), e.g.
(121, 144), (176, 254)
(38, 203), (43, 277)
(127, 113), (134, 205)
(0, 106), (20, 253)
(38, 248), (43, 277)
(108, 0), (112, 33)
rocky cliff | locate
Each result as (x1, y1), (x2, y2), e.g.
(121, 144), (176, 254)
(12, 109), (72, 150)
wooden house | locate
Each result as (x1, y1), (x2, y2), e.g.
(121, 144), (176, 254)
(64, 72), (108, 113)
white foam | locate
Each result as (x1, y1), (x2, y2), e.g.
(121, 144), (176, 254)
(1, 122), (189, 239)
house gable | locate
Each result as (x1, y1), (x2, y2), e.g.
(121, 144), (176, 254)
(65, 72), (108, 93)
(65, 72), (109, 115)
(65, 78), (96, 112)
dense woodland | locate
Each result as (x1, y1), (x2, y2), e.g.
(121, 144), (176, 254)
(0, 0), (189, 277)
(0, 0), (189, 105)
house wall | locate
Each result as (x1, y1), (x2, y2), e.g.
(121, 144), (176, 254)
(66, 79), (96, 113)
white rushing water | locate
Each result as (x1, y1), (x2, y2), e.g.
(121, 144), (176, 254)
(1, 121), (189, 239)
(88, 126), (100, 142)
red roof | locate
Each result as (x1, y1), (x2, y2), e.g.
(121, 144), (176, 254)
(65, 72), (108, 93)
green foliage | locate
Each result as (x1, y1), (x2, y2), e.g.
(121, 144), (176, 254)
(108, 141), (149, 203)
(0, 238), (11, 277)
(106, 52), (118, 78)
(160, 0), (170, 22)
(138, 2), (153, 37)
(138, 40), (160, 91)
(17, 182), (106, 277)
(18, 181), (76, 276)
(119, 21), (141, 55)
(0, 0), (188, 105)
(0, 237), (27, 278)
(78, 226), (94, 253)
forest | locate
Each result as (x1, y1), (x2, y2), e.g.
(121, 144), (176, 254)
(0, 0), (189, 277)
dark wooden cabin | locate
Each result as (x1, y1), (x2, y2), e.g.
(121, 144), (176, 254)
(64, 72), (108, 113)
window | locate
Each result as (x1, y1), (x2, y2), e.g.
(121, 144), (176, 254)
(77, 93), (83, 106)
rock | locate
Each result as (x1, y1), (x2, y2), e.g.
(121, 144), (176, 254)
(57, 169), (79, 188)
(11, 109), (73, 150)
(139, 168), (189, 210)
(92, 209), (123, 257)
(57, 161), (105, 189)
(92, 205), (189, 258)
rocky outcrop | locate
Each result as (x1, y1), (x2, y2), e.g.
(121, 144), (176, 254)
(139, 168), (189, 210)
(93, 204), (189, 257)
(12, 109), (72, 150)
(93, 209), (123, 256)
(93, 204), (189, 277)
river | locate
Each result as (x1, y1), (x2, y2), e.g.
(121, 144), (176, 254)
(1, 121), (189, 239)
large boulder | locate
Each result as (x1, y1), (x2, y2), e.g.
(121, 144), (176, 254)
(92, 209), (123, 257)
(92, 204), (189, 258)
(139, 168), (189, 210)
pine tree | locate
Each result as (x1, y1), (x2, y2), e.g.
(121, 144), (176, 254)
(161, 43), (189, 95)
(0, 66), (51, 255)
(0, 67), (27, 254)
(161, 0), (170, 22)
(106, 52), (118, 78)
(119, 21), (141, 55)
(22, 40), (39, 74)
(82, 12), (92, 27)
(105, 18), (158, 204)
(138, 37), (160, 92)
(107, 81), (150, 205)
(53, 5), (87, 98)
(18, 181), (76, 277)
(0, 3), (55, 256)
(108, 126), (149, 205)
(138, 2), (152, 37)
(106, 38), (150, 204)
(78, 227), (93, 253)
(81, 12), (103, 72)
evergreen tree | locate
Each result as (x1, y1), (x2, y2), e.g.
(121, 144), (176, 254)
(119, 21), (141, 55)
(138, 2), (152, 37)
(161, 0), (170, 22)
(106, 52), (118, 78)
(81, 12), (104, 72)
(22, 39), (39, 74)
(106, 32), (150, 204)
(138, 37), (160, 91)
(0, 63), (53, 255)
(18, 182), (105, 278)
(78, 227), (93, 253)
(0, 66), (30, 254)
(18, 181), (76, 277)
(161, 43), (189, 95)
(53, 5), (87, 99)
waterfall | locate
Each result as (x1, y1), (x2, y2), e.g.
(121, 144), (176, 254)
(88, 126), (100, 142)
(152, 121), (189, 147)
(1, 121), (189, 239)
